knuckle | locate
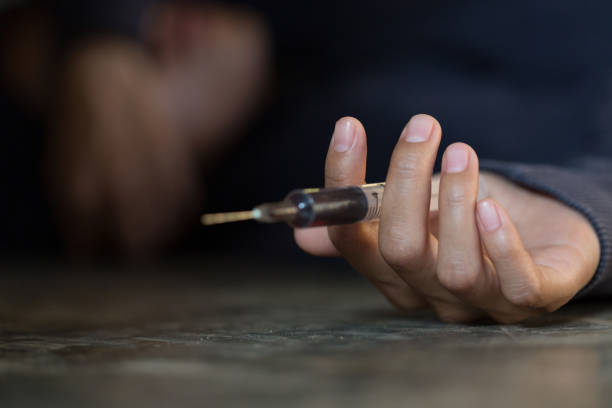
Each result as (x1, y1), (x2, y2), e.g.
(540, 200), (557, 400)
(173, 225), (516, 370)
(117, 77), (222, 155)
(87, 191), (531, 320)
(379, 231), (429, 270)
(442, 184), (468, 209)
(437, 259), (479, 293)
(391, 151), (422, 180)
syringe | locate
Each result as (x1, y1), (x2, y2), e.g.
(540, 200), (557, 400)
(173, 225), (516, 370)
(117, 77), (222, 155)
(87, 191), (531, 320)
(202, 180), (446, 228)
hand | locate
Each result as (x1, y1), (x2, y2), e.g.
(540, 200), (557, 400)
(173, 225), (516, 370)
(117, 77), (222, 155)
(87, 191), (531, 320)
(295, 115), (600, 323)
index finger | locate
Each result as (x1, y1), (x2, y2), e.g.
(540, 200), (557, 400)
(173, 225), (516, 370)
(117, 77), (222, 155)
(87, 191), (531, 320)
(323, 117), (426, 310)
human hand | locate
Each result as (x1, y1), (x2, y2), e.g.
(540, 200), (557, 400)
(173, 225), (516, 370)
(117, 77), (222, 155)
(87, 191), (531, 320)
(295, 115), (600, 323)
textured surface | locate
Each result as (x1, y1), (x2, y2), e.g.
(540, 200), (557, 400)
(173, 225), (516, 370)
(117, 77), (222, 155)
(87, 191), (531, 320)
(1, 261), (612, 407)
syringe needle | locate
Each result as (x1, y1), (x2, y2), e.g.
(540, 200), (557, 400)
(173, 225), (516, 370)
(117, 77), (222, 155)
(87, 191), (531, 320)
(201, 210), (256, 226)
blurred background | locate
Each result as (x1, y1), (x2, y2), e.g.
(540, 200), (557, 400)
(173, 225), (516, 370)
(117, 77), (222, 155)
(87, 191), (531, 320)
(2, 0), (612, 263)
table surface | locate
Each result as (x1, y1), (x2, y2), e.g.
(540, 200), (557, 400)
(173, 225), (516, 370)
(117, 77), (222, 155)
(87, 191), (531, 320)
(1, 261), (612, 408)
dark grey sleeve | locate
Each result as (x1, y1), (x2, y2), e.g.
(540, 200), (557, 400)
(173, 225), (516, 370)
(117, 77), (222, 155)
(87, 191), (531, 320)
(480, 158), (612, 300)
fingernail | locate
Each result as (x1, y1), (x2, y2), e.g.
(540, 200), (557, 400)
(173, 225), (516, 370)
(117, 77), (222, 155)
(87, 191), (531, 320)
(477, 200), (502, 232)
(444, 144), (469, 173)
(403, 115), (433, 143)
(333, 119), (356, 153)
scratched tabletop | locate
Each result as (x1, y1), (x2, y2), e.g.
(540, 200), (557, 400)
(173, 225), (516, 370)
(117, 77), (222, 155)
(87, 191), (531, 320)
(1, 260), (611, 407)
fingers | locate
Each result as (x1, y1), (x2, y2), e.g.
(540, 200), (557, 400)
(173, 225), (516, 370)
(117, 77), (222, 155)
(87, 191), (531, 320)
(325, 117), (367, 188)
(476, 198), (549, 308)
(378, 117), (482, 321)
(435, 144), (531, 322)
(324, 116), (373, 258)
(437, 144), (494, 298)
(300, 114), (585, 323)
(323, 117), (426, 310)
(378, 116), (462, 303)
(379, 115), (440, 272)
(306, 115), (573, 322)
(435, 146), (540, 321)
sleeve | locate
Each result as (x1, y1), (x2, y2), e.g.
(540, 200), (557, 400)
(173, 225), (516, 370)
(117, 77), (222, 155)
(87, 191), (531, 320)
(480, 157), (612, 300)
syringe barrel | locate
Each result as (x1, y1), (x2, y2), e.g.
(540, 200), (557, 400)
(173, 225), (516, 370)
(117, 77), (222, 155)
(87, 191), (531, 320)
(285, 183), (385, 228)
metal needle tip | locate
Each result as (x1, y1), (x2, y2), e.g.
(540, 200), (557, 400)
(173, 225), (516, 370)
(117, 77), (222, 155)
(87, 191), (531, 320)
(201, 210), (256, 226)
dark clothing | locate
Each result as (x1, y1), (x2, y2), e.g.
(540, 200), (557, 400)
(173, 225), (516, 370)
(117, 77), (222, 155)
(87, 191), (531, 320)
(4, 1), (612, 298)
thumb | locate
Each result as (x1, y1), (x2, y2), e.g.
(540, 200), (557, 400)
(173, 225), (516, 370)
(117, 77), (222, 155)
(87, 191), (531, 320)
(294, 227), (341, 257)
(294, 117), (367, 256)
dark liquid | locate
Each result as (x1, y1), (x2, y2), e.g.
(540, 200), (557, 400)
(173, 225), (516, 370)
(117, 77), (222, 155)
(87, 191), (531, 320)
(286, 187), (368, 228)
